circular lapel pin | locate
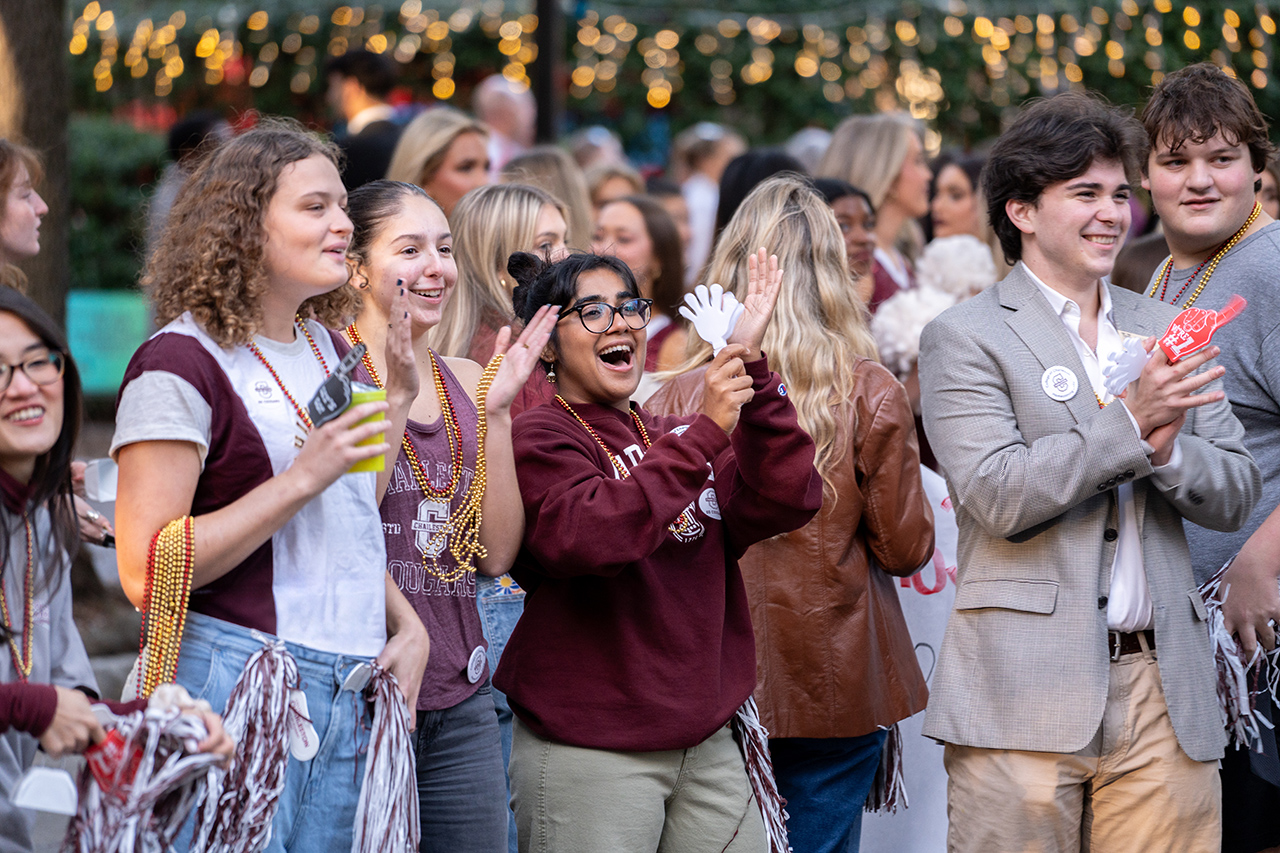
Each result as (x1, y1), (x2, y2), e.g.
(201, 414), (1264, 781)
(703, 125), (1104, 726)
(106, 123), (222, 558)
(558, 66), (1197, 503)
(1041, 366), (1079, 402)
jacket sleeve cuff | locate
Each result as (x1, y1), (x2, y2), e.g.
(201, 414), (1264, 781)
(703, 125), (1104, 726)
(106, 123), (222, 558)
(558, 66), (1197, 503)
(0, 681), (59, 737)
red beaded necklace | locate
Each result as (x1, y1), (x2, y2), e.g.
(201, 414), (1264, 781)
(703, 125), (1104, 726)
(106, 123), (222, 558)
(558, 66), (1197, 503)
(244, 316), (330, 446)
(345, 324), (462, 501)
(554, 395), (697, 534)
(0, 517), (36, 681)
(1149, 201), (1261, 307)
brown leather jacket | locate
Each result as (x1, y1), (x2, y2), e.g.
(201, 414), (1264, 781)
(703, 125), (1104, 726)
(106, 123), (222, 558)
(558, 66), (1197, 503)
(646, 357), (935, 738)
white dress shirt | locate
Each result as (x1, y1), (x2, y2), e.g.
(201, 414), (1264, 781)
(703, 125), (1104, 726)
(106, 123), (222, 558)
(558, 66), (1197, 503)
(1024, 263), (1183, 632)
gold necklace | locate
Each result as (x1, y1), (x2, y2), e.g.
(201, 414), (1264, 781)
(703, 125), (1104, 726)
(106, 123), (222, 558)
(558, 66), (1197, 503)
(554, 395), (698, 536)
(0, 517), (35, 680)
(346, 325), (502, 582)
(1148, 201), (1261, 308)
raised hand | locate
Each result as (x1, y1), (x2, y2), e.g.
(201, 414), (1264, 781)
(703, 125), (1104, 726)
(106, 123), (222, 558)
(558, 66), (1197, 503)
(485, 304), (560, 415)
(724, 247), (782, 362)
(382, 281), (420, 408)
(700, 344), (755, 434)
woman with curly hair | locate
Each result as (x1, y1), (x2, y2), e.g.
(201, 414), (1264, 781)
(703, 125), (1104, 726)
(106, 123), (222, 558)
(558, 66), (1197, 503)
(111, 120), (428, 852)
(649, 174), (935, 853)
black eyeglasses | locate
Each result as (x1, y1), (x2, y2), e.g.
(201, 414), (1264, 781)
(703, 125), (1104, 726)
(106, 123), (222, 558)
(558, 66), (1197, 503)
(0, 351), (65, 394)
(558, 298), (653, 334)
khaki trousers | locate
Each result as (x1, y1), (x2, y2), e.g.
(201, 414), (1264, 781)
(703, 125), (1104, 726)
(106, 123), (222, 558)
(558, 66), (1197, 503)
(944, 648), (1221, 853)
(510, 718), (767, 853)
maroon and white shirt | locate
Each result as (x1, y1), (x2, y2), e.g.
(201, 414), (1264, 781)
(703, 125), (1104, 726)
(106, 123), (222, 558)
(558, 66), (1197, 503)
(112, 313), (387, 657)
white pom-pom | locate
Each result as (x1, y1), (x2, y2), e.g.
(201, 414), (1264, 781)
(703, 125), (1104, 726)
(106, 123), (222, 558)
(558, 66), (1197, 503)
(871, 286), (957, 381)
(916, 235), (997, 300)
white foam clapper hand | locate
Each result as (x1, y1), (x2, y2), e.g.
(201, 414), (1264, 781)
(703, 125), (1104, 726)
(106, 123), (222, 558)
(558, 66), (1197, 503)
(679, 283), (743, 355)
(1103, 337), (1153, 397)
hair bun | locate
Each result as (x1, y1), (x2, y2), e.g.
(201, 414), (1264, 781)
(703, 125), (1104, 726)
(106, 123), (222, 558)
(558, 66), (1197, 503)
(507, 251), (545, 288)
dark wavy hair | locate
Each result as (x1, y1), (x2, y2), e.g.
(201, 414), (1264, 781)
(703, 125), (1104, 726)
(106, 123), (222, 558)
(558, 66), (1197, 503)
(509, 251), (638, 370)
(0, 286), (81, 599)
(145, 118), (359, 347)
(984, 93), (1144, 264)
(1141, 62), (1276, 175)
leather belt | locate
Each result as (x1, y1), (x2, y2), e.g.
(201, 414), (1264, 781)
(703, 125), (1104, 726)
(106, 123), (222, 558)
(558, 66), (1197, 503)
(1108, 629), (1155, 660)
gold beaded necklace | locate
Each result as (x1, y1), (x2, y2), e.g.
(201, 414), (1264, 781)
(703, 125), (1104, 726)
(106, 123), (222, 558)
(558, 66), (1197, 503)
(0, 517), (36, 681)
(1148, 201), (1261, 309)
(345, 324), (502, 582)
(138, 516), (195, 698)
(554, 395), (698, 536)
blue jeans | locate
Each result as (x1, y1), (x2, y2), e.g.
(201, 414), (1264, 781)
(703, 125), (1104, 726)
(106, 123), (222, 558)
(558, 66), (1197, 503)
(476, 573), (525, 853)
(769, 731), (889, 853)
(414, 681), (509, 853)
(174, 611), (374, 853)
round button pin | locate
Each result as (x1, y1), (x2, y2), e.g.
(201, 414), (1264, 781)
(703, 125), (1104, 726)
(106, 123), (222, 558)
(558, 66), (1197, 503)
(467, 646), (487, 684)
(1041, 366), (1079, 402)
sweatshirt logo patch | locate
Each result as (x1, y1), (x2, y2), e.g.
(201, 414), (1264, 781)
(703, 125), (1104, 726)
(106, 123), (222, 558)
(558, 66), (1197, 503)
(698, 487), (721, 520)
(777, 383), (787, 396)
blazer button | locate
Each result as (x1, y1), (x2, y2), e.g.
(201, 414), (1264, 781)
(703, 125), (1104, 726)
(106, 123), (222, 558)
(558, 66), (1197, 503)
(1104, 528), (1118, 542)
(1097, 483), (1107, 491)
(1189, 492), (1205, 505)
(1098, 596), (1108, 609)
(1123, 470), (1135, 480)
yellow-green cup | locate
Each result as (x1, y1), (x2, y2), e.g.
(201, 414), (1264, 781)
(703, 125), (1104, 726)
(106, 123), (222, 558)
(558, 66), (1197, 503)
(348, 387), (387, 474)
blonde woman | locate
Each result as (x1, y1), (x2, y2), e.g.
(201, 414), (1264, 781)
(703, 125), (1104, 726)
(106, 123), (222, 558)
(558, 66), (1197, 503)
(386, 107), (491, 217)
(500, 146), (594, 250)
(817, 113), (931, 312)
(649, 174), (935, 853)
(431, 183), (568, 371)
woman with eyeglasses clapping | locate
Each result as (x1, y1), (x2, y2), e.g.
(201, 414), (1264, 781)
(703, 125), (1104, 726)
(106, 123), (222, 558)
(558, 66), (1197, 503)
(493, 249), (822, 853)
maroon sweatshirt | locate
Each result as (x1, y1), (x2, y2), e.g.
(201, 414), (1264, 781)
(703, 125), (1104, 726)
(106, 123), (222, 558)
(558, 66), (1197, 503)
(494, 355), (822, 751)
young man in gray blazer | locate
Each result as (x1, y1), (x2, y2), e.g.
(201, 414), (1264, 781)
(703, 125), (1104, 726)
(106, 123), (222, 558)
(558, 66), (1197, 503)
(918, 92), (1260, 852)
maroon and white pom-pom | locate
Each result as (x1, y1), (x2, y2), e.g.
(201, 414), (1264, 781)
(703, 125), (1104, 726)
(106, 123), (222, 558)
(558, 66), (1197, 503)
(351, 664), (419, 853)
(732, 696), (792, 853)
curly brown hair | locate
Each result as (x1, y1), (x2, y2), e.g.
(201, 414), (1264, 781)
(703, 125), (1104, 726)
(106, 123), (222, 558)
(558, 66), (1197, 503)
(144, 118), (359, 347)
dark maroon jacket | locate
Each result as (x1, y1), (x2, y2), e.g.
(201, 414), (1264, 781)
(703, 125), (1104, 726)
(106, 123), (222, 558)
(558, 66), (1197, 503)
(494, 355), (822, 751)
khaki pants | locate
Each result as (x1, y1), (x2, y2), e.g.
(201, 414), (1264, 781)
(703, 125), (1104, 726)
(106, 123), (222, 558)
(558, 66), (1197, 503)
(510, 718), (767, 853)
(944, 648), (1221, 853)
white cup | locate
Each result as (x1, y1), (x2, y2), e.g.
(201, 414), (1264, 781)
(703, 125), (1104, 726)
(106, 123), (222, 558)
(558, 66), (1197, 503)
(82, 457), (118, 503)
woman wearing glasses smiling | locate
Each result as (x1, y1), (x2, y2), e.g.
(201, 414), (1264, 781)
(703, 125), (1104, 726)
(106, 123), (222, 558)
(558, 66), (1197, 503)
(493, 249), (822, 852)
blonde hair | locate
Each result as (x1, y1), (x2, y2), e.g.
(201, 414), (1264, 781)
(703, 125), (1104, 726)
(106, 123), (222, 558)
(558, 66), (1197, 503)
(146, 119), (357, 347)
(386, 107), (488, 189)
(672, 174), (878, 495)
(431, 183), (566, 358)
(500, 146), (594, 250)
(818, 113), (924, 258)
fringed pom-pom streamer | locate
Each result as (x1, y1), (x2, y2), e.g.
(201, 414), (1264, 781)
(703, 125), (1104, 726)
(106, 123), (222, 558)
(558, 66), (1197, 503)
(731, 697), (791, 853)
(190, 637), (298, 853)
(863, 723), (908, 814)
(62, 707), (223, 853)
(351, 664), (419, 853)
(1200, 558), (1276, 751)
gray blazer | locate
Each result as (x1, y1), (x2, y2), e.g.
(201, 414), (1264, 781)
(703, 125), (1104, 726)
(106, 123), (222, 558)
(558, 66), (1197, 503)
(918, 265), (1260, 762)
